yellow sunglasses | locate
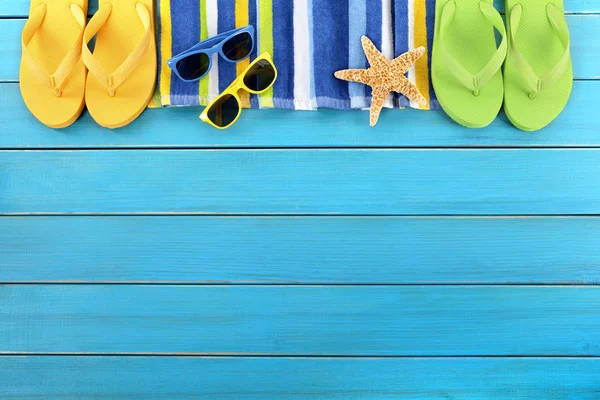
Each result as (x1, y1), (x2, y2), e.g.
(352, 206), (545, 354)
(200, 52), (278, 129)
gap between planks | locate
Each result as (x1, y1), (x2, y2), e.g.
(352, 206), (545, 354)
(1, 353), (600, 358)
(1, 283), (598, 286)
(3, 145), (600, 150)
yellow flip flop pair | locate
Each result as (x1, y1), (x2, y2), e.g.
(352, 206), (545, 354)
(20, 0), (157, 129)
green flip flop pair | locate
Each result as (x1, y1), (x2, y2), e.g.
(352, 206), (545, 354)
(432, 0), (572, 131)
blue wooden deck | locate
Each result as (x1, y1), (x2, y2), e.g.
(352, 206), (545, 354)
(1, 1), (600, 398)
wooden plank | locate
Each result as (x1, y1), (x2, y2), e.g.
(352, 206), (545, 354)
(1, 285), (599, 355)
(1, 0), (597, 17)
(569, 16), (600, 79)
(0, 21), (21, 82)
(2, 356), (600, 399)
(0, 2), (98, 17)
(494, 0), (600, 13)
(2, 149), (600, 215)
(2, 216), (600, 284)
(2, 15), (598, 82)
(1, 81), (598, 148)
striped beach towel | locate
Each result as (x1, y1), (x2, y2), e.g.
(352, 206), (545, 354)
(154, 0), (439, 110)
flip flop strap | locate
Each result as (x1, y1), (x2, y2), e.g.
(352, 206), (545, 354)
(82, 2), (152, 97)
(21, 3), (86, 97)
(508, 3), (570, 99)
(438, 0), (507, 96)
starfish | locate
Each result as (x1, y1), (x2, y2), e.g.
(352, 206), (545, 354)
(334, 36), (427, 126)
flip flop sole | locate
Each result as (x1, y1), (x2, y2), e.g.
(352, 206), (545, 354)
(432, 0), (504, 129)
(85, 0), (157, 129)
(504, 0), (573, 132)
(20, 0), (88, 129)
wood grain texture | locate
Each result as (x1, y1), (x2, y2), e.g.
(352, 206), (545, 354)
(1, 3), (98, 17)
(0, 81), (599, 148)
(1, 15), (598, 82)
(2, 149), (600, 215)
(2, 356), (600, 399)
(1, 285), (599, 355)
(495, 0), (600, 13)
(3, 1), (600, 396)
(3, 216), (600, 284)
(1, 0), (597, 16)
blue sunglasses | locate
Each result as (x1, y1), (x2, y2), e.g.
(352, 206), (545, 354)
(167, 25), (255, 82)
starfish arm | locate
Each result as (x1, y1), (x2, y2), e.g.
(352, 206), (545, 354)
(392, 46), (426, 74)
(361, 36), (389, 67)
(369, 86), (390, 127)
(394, 75), (427, 106)
(334, 68), (370, 84)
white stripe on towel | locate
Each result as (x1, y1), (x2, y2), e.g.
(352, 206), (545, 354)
(407, 0), (418, 108)
(293, 0), (314, 110)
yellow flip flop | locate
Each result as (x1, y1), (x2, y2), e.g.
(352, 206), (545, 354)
(83, 0), (157, 129)
(20, 0), (88, 128)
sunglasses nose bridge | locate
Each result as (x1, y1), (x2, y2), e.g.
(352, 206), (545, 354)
(232, 80), (246, 94)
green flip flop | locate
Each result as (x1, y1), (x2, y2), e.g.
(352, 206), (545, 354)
(504, 0), (572, 131)
(432, 0), (507, 128)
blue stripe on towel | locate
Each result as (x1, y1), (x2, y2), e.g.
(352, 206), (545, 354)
(248, 0), (260, 108)
(272, 0), (294, 109)
(156, 2), (163, 102)
(349, 0), (367, 109)
(394, 0), (410, 107)
(312, 0), (350, 109)
(365, 0), (382, 106)
(426, 0), (438, 108)
(169, 0), (200, 105)
(217, 0), (237, 92)
(366, 0), (382, 47)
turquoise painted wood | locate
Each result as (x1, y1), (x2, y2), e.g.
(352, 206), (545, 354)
(3, 356), (600, 399)
(0, 81), (599, 148)
(0, 1), (99, 17)
(496, 0), (600, 13)
(3, 149), (600, 215)
(3, 0), (600, 397)
(2, 0), (599, 16)
(1, 285), (599, 355)
(2, 16), (599, 83)
(3, 216), (600, 284)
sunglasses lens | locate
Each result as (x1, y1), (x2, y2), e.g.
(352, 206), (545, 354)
(243, 59), (276, 92)
(207, 94), (240, 127)
(222, 32), (253, 61)
(176, 53), (210, 80)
